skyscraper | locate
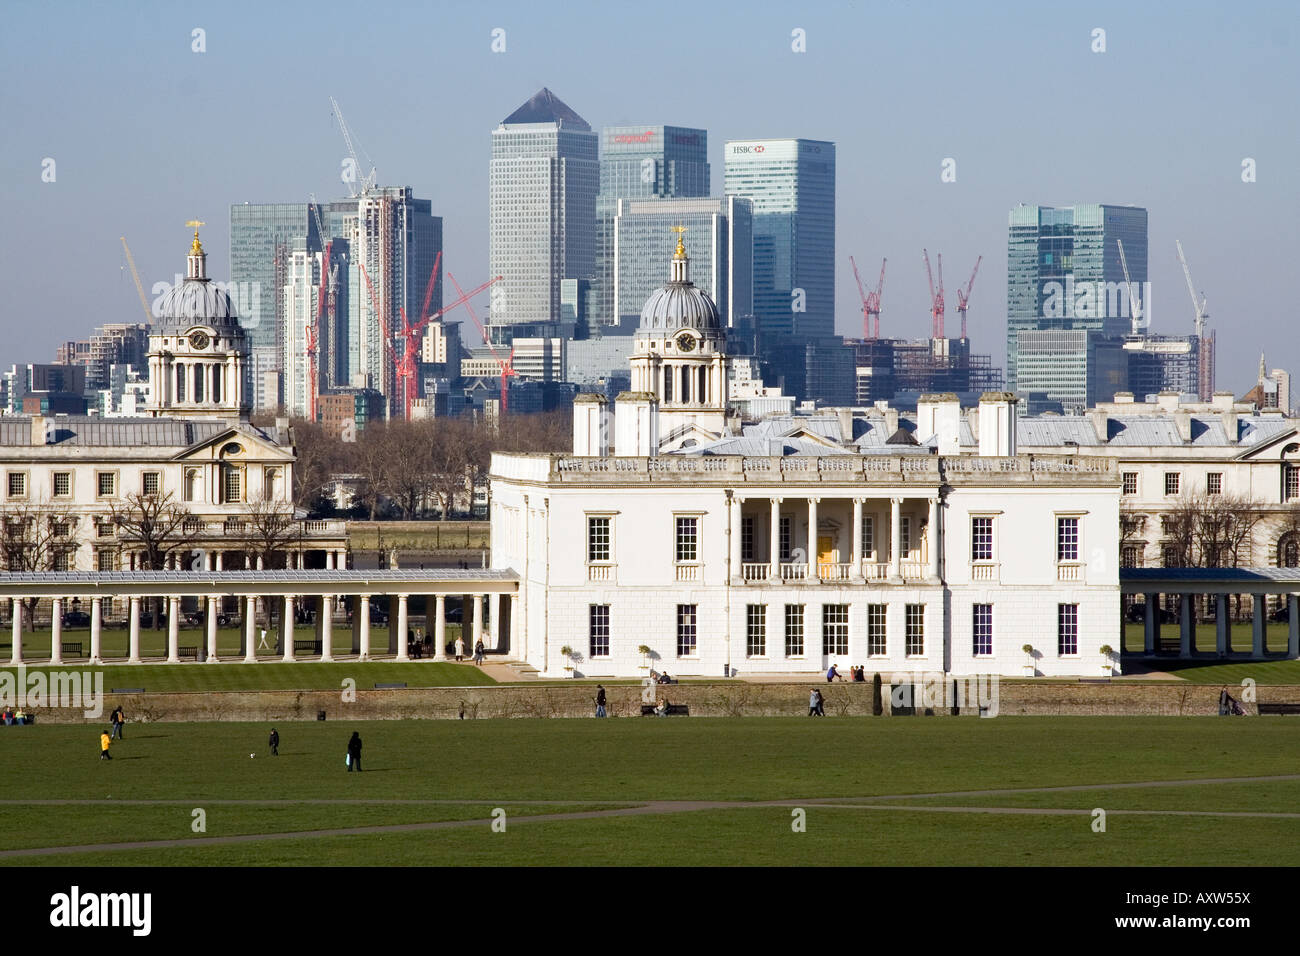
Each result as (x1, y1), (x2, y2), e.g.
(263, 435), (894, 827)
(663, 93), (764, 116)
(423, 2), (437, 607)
(592, 125), (710, 328)
(1006, 203), (1148, 409)
(488, 89), (598, 343)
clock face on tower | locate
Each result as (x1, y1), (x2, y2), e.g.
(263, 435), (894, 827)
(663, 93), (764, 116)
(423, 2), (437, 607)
(675, 333), (696, 352)
(188, 330), (210, 350)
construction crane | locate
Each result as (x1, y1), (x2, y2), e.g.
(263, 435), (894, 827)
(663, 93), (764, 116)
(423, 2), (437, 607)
(1176, 239), (1214, 399)
(448, 271), (517, 415)
(1116, 239), (1142, 334)
(330, 96), (377, 198)
(119, 237), (153, 325)
(954, 256), (983, 341)
(850, 256), (886, 340)
(922, 249), (945, 339)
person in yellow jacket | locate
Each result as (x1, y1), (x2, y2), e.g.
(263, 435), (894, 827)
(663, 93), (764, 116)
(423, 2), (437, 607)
(100, 730), (112, 760)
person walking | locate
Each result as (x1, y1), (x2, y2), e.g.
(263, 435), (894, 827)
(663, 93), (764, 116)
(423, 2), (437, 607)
(808, 688), (819, 717)
(346, 731), (363, 772)
(595, 684), (607, 718)
(110, 705), (124, 740)
(826, 663), (840, 683)
(454, 635), (465, 662)
(99, 729), (112, 760)
(268, 727), (279, 756)
(474, 639), (485, 665)
(815, 689), (826, 717)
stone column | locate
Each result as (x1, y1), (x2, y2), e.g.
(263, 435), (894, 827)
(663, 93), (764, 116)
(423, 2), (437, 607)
(281, 595), (295, 661)
(1179, 593), (1194, 658)
(167, 596), (180, 662)
(1215, 593), (1229, 658)
(769, 498), (781, 580)
(1288, 594), (1299, 660)
(358, 595), (371, 660)
(50, 598), (63, 664)
(297, 551), (305, 570)
(128, 596), (142, 663)
(851, 498), (864, 580)
(89, 597), (103, 663)
(203, 550), (213, 571)
(729, 495), (743, 582)
(473, 594), (483, 651)
(1143, 592), (1157, 655)
(206, 596), (220, 662)
(244, 596), (257, 662)
(326, 550), (335, 570)
(10, 599), (21, 665)
(889, 498), (903, 582)
(388, 596), (399, 656)
(490, 593), (501, 651)
(926, 496), (940, 582)
(320, 596), (334, 662)
(395, 595), (409, 661)
(1252, 593), (1266, 658)
(215, 552), (223, 571)
(256, 555), (264, 571)
(807, 497), (819, 580)
(434, 594), (447, 661)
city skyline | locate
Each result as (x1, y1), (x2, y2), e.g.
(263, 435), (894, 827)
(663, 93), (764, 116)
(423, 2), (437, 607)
(2, 1), (1295, 395)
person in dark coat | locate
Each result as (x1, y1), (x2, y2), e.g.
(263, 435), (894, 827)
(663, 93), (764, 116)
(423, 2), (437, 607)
(268, 727), (279, 756)
(594, 684), (607, 718)
(347, 731), (363, 772)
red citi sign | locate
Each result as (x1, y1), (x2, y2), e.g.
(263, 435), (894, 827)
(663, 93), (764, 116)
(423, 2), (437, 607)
(612, 130), (656, 144)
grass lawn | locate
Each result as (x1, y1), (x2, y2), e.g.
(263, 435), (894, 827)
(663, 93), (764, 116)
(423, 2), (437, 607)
(1125, 658), (1300, 686)
(3, 717), (1299, 865)
(0, 661), (495, 692)
(1122, 621), (1291, 654)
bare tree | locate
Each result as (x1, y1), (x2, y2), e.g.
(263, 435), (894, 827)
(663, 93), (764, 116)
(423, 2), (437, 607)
(0, 497), (82, 629)
(242, 494), (304, 571)
(110, 491), (203, 629)
(289, 418), (342, 511)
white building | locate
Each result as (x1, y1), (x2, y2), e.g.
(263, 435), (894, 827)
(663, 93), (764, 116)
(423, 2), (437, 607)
(491, 241), (1121, 678)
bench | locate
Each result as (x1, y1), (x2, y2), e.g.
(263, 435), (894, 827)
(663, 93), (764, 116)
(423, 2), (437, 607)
(112, 688), (145, 694)
(293, 639), (323, 654)
(177, 645), (199, 661)
(1257, 702), (1300, 715)
(640, 703), (689, 716)
(61, 641), (84, 658)
(375, 682), (407, 690)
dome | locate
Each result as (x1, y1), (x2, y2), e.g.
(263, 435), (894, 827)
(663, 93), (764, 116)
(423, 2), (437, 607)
(638, 232), (721, 333)
(155, 280), (241, 332)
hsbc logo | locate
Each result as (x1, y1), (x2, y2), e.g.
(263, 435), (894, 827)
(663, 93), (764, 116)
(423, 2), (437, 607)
(730, 144), (766, 154)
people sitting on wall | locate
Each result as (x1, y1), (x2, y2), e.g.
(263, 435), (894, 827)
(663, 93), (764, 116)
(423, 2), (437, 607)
(655, 698), (670, 717)
(657, 671), (673, 685)
(852, 666), (866, 683)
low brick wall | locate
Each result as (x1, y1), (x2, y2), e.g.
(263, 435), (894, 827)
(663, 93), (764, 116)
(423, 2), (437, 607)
(23, 679), (1294, 724)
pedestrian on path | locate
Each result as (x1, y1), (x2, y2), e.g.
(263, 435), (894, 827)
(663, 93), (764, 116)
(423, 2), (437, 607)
(110, 705), (125, 739)
(99, 730), (113, 760)
(455, 636), (465, 662)
(595, 684), (607, 718)
(346, 731), (363, 772)
(474, 640), (485, 665)
(808, 688), (819, 717)
(269, 727), (279, 756)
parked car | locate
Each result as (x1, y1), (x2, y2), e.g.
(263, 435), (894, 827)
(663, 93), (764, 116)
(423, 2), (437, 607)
(61, 611), (91, 628)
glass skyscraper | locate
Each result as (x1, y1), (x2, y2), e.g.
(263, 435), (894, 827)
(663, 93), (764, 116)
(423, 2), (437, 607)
(592, 126), (710, 327)
(489, 88), (598, 343)
(1006, 203), (1148, 407)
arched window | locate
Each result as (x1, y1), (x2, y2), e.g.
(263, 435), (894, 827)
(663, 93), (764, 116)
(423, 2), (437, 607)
(175, 363), (186, 401)
(183, 468), (198, 502)
(211, 367), (221, 404)
(699, 366), (707, 404)
(663, 364), (673, 402)
(1280, 534), (1300, 568)
(193, 364), (204, 402)
(680, 365), (690, 403)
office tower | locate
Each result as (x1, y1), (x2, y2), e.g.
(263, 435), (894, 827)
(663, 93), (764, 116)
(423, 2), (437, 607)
(488, 88), (598, 343)
(613, 196), (753, 348)
(591, 126), (710, 327)
(280, 238), (324, 419)
(1006, 203), (1148, 409)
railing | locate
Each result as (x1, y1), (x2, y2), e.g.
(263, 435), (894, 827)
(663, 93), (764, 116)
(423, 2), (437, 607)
(1057, 563), (1084, 582)
(588, 564), (614, 583)
(901, 562), (928, 580)
(818, 562), (854, 582)
(741, 563), (771, 582)
(970, 563), (999, 582)
(675, 564), (700, 583)
(861, 562), (889, 581)
(779, 563), (808, 581)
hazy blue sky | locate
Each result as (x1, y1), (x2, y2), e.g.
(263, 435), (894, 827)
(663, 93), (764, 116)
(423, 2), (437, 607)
(2, 0), (1296, 392)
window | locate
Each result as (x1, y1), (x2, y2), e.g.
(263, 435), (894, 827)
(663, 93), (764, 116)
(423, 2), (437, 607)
(676, 604), (697, 657)
(822, 604), (849, 656)
(1162, 545), (1181, 568)
(1206, 472), (1222, 496)
(52, 549), (71, 572)
(587, 516), (611, 563)
(95, 520), (114, 539)
(972, 604), (993, 657)
(905, 604), (925, 656)
(1058, 603), (1079, 655)
(861, 514), (874, 560)
(675, 516), (698, 563)
(867, 604), (887, 656)
(95, 548), (117, 572)
(52, 472), (71, 497)
(264, 467), (279, 498)
(779, 514), (792, 561)
(971, 516), (994, 561)
(142, 472), (160, 496)
(52, 520), (70, 539)
(1164, 472), (1180, 496)
(784, 604), (804, 657)
(7, 473), (26, 498)
(1287, 465), (1300, 502)
(1056, 516), (1079, 562)
(1122, 545), (1142, 568)
(901, 516), (912, 558)
(589, 604), (610, 658)
(741, 515), (755, 562)
(746, 604), (766, 657)
(223, 467), (241, 503)
(184, 468), (198, 502)
(1122, 472), (1138, 496)
(97, 472), (115, 498)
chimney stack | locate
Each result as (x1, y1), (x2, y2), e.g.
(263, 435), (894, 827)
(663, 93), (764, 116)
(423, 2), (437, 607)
(614, 392), (658, 456)
(978, 392), (1018, 457)
(572, 393), (610, 456)
(917, 393), (961, 455)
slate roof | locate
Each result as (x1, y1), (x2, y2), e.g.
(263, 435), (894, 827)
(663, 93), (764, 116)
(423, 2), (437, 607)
(0, 417), (278, 450)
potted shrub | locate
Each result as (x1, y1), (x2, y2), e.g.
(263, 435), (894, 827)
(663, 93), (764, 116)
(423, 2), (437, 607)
(1099, 644), (1115, 675)
(560, 645), (574, 675)
(637, 644), (652, 670)
(1021, 644), (1035, 677)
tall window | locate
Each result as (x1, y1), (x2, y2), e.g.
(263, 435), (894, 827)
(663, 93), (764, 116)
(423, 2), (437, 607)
(1122, 545), (1142, 568)
(52, 549), (71, 572)
(1162, 545), (1181, 568)
(1122, 472), (1138, 496)
(741, 515), (755, 562)
(264, 467), (279, 499)
(1057, 517), (1079, 562)
(867, 604), (887, 656)
(1058, 603), (1079, 655)
(746, 604), (767, 657)
(587, 516), (611, 562)
(175, 363), (185, 401)
(589, 604), (610, 658)
(861, 514), (874, 560)
(784, 604), (804, 657)
(1286, 465), (1300, 502)
(675, 516), (698, 563)
(971, 516), (994, 561)
(7, 473), (25, 497)
(1282, 537), (1300, 568)
(222, 466), (241, 504)
(97, 472), (115, 498)
(972, 604), (993, 657)
(184, 468), (198, 502)
(779, 514), (792, 561)
(1206, 472), (1222, 496)
(95, 548), (117, 572)
(822, 604), (849, 656)
(905, 604), (925, 656)
(142, 472), (160, 496)
(676, 604), (697, 656)
(193, 367), (204, 402)
(52, 472), (70, 497)
(901, 516), (912, 558)
(1164, 472), (1180, 496)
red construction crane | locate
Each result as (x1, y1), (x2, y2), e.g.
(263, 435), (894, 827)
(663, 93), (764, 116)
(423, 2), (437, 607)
(850, 256), (887, 340)
(447, 271), (517, 416)
(954, 256), (982, 341)
(923, 248), (945, 339)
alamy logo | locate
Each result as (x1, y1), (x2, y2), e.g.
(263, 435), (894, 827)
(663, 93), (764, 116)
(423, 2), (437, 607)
(50, 886), (151, 936)
(890, 671), (999, 716)
(1041, 277), (1152, 325)
(0, 665), (104, 718)
(150, 277), (262, 327)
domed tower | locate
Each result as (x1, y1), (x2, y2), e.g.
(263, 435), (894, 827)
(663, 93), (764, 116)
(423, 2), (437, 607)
(146, 222), (249, 419)
(629, 227), (728, 443)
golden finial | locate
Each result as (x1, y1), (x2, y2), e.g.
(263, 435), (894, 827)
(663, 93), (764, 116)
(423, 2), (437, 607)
(186, 219), (206, 256)
(671, 223), (687, 259)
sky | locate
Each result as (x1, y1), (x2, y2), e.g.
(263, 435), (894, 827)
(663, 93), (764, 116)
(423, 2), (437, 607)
(2, 0), (1296, 393)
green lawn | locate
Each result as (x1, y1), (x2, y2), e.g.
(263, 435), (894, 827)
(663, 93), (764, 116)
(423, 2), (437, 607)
(1122, 621), (1292, 654)
(4, 717), (1299, 865)
(1126, 658), (1300, 685)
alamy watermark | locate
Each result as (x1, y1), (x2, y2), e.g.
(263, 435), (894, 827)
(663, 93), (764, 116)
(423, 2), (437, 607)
(1040, 277), (1152, 326)
(0, 665), (104, 718)
(890, 671), (1000, 717)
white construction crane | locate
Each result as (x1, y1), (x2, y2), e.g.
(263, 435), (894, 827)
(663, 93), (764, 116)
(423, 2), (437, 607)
(1175, 239), (1209, 339)
(1116, 238), (1142, 334)
(329, 96), (377, 198)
